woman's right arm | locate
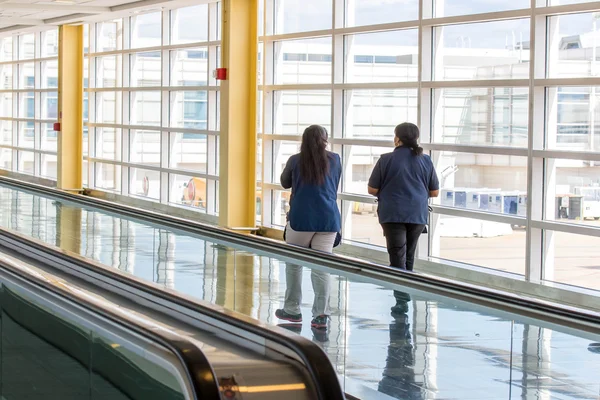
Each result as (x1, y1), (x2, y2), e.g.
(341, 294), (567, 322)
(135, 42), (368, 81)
(280, 157), (293, 189)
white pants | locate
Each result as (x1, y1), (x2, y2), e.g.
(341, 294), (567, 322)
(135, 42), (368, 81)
(283, 224), (335, 317)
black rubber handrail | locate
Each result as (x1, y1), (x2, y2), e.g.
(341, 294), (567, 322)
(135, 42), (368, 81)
(0, 253), (221, 400)
(2, 176), (600, 333)
(0, 226), (345, 400)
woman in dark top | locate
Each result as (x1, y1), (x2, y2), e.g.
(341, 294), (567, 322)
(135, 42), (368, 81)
(276, 125), (342, 330)
(368, 122), (439, 272)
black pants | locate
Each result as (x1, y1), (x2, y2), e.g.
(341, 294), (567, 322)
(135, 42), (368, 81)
(381, 223), (425, 271)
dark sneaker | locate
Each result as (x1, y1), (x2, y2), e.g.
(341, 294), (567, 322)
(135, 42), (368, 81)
(588, 343), (600, 354)
(275, 309), (302, 323)
(311, 315), (329, 329)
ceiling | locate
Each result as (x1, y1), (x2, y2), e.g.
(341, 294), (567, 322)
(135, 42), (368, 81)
(0, 0), (210, 35)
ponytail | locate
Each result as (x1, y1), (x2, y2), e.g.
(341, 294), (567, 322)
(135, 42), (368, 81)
(394, 122), (424, 156)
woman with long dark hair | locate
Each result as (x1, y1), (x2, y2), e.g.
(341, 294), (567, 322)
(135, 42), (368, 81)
(276, 125), (341, 330)
(368, 122), (439, 273)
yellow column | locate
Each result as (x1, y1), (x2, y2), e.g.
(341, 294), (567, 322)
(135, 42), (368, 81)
(219, 0), (258, 228)
(57, 25), (84, 193)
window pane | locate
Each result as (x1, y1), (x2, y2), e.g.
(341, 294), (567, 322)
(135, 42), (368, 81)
(95, 162), (121, 192)
(346, 0), (418, 26)
(270, 189), (291, 226)
(433, 151), (528, 216)
(19, 34), (35, 60)
(432, 214), (526, 274)
(170, 174), (207, 211)
(543, 230), (600, 291)
(17, 151), (34, 174)
(274, 0), (332, 34)
(18, 121), (34, 148)
(342, 145), (390, 195)
(275, 37), (332, 84)
(548, 0), (599, 5)
(95, 128), (121, 160)
(42, 92), (58, 120)
(270, 140), (301, 184)
(130, 167), (160, 200)
(96, 92), (121, 124)
(97, 20), (121, 52)
(40, 154), (57, 180)
(131, 12), (162, 49)
(0, 93), (13, 119)
(0, 120), (12, 145)
(341, 200), (382, 246)
(41, 123), (57, 152)
(41, 60), (58, 89)
(41, 29), (59, 57)
(0, 37), (13, 62)
(344, 30), (418, 83)
(170, 91), (207, 129)
(547, 13), (600, 78)
(171, 48), (208, 86)
(434, 0), (529, 18)
(434, 19), (530, 81)
(171, 5), (208, 44)
(0, 148), (12, 170)
(83, 126), (89, 156)
(130, 52), (161, 87)
(130, 91), (161, 126)
(547, 86), (600, 152)
(18, 63), (34, 89)
(273, 90), (331, 135)
(95, 55), (120, 88)
(1, 64), (13, 90)
(433, 87), (529, 147)
(544, 158), (600, 226)
(344, 89), (417, 139)
(130, 130), (160, 166)
(18, 93), (34, 119)
(170, 133), (207, 174)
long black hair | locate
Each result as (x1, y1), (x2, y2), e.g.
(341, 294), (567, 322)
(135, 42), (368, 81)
(299, 125), (329, 185)
(395, 122), (424, 156)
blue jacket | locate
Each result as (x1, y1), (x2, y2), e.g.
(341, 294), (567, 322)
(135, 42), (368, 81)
(369, 146), (439, 225)
(281, 152), (341, 232)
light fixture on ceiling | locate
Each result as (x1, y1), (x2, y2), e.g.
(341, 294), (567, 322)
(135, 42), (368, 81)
(53, 0), (76, 4)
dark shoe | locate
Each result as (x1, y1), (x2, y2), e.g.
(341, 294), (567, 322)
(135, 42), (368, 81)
(588, 343), (600, 354)
(311, 315), (329, 329)
(275, 309), (302, 323)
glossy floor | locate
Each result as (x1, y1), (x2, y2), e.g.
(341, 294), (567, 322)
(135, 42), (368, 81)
(0, 184), (599, 400)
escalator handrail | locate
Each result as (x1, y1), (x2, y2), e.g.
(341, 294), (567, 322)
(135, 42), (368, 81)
(0, 226), (345, 400)
(2, 177), (600, 331)
(0, 251), (221, 400)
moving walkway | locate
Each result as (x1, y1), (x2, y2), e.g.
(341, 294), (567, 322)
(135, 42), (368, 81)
(0, 176), (599, 399)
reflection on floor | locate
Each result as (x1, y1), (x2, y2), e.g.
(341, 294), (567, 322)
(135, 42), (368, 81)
(0, 185), (599, 400)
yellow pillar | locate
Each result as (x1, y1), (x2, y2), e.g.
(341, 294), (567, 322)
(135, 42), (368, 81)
(218, 0), (258, 228)
(57, 25), (84, 193)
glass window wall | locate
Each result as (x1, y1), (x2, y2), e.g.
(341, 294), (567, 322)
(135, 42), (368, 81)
(258, 0), (600, 291)
(87, 6), (221, 215)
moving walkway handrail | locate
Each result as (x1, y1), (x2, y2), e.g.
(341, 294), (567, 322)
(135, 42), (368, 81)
(0, 225), (345, 400)
(2, 176), (600, 334)
(0, 248), (221, 400)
